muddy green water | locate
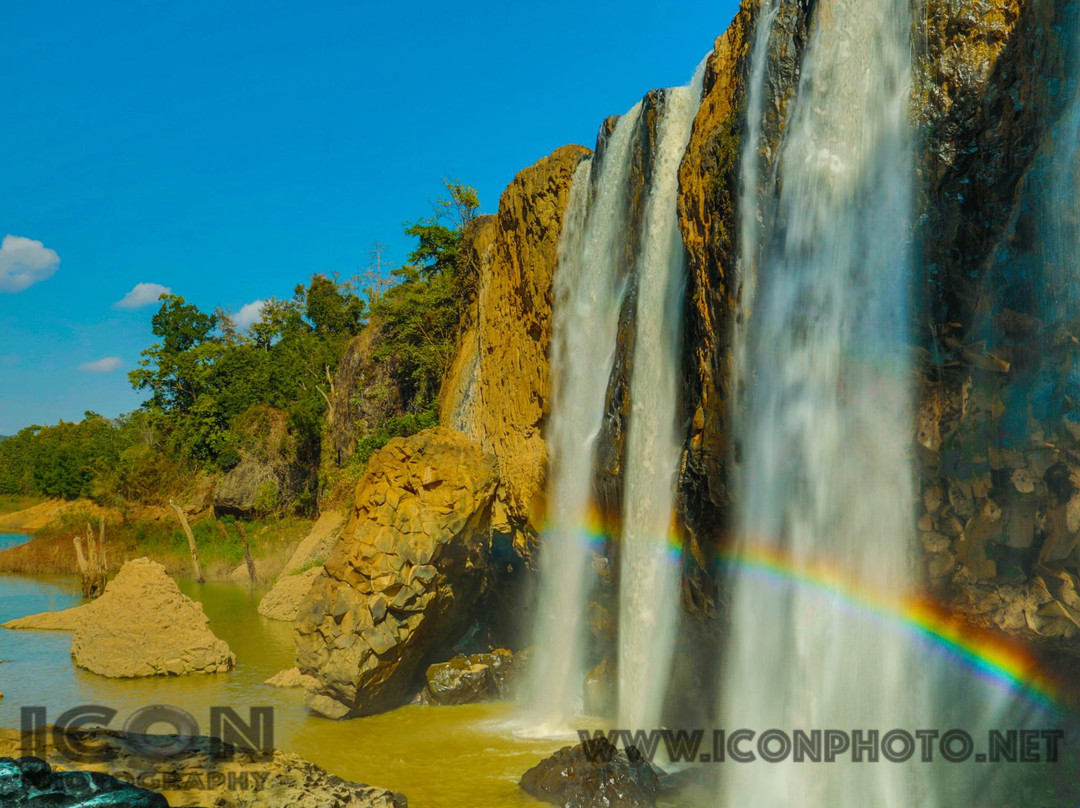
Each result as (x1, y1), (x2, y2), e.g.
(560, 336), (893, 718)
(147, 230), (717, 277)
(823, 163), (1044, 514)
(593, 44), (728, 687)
(0, 533), (577, 807)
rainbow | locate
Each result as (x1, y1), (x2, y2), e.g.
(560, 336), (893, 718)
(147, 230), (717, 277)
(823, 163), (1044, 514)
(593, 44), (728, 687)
(561, 507), (1064, 710)
(719, 542), (1062, 710)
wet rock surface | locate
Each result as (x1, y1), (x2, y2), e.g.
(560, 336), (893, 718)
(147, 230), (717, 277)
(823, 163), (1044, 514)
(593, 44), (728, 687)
(0, 728), (407, 808)
(295, 427), (499, 717)
(415, 648), (522, 705)
(519, 737), (662, 808)
(0, 755), (167, 807)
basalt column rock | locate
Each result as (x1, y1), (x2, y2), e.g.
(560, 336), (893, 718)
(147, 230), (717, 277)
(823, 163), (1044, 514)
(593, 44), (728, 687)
(439, 145), (591, 547)
(295, 427), (499, 718)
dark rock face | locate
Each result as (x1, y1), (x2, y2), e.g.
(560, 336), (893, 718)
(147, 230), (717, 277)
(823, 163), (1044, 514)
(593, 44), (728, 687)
(675, 0), (810, 614)
(519, 737), (662, 808)
(214, 405), (303, 517)
(0, 756), (168, 807)
(595, 89), (666, 524)
(295, 427), (499, 718)
(323, 318), (404, 471)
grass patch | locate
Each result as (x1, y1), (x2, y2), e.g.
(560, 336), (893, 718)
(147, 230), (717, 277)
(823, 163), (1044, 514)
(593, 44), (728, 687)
(4, 511), (315, 579)
(0, 494), (45, 515)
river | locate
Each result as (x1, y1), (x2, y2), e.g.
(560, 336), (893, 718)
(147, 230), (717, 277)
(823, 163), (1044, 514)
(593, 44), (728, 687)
(0, 532), (575, 808)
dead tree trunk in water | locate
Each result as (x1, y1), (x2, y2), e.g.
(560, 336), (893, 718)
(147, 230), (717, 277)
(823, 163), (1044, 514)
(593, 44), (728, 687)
(74, 518), (107, 598)
(169, 501), (204, 583)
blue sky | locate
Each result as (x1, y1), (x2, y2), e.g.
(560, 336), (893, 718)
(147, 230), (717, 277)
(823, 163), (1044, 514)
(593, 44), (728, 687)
(1, 0), (740, 434)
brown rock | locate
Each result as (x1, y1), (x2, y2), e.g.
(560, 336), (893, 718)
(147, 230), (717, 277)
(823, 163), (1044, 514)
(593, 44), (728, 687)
(440, 145), (591, 540)
(69, 558), (235, 677)
(258, 566), (325, 622)
(295, 427), (498, 717)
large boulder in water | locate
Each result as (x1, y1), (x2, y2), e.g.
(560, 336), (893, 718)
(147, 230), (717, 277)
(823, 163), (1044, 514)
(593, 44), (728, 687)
(519, 737), (663, 808)
(0, 755), (167, 807)
(295, 427), (498, 718)
(70, 558), (234, 677)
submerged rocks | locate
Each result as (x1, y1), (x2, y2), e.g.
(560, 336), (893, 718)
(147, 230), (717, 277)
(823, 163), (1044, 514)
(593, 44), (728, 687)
(70, 558), (234, 677)
(0, 755), (168, 807)
(295, 427), (499, 718)
(520, 737), (662, 808)
(258, 566), (324, 621)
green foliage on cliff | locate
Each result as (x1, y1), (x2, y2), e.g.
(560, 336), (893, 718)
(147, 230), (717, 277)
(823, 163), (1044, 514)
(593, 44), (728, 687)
(0, 179), (481, 514)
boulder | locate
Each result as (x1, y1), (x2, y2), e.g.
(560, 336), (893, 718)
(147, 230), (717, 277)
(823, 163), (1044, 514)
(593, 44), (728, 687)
(258, 566), (324, 621)
(69, 558), (234, 677)
(519, 737), (662, 808)
(417, 648), (522, 705)
(264, 667), (317, 689)
(295, 427), (499, 718)
(0, 728), (407, 808)
(0, 755), (168, 807)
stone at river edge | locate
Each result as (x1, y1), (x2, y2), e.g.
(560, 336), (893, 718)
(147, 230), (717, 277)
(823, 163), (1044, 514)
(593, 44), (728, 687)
(258, 565), (324, 621)
(69, 558), (234, 677)
(520, 737), (662, 808)
(0, 728), (407, 808)
(439, 144), (591, 545)
(415, 648), (522, 705)
(295, 427), (499, 718)
(0, 756), (168, 807)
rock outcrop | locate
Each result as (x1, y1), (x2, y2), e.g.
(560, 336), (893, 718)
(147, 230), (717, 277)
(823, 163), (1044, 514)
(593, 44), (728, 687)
(519, 737), (663, 808)
(258, 566), (324, 621)
(0, 755), (167, 807)
(66, 558), (234, 677)
(295, 427), (499, 718)
(323, 319), (405, 472)
(214, 405), (303, 517)
(440, 145), (591, 543)
(0, 728), (407, 808)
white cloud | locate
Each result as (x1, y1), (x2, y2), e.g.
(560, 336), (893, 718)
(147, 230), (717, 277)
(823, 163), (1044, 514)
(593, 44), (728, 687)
(115, 282), (171, 309)
(233, 299), (266, 329)
(78, 357), (123, 373)
(0, 235), (60, 292)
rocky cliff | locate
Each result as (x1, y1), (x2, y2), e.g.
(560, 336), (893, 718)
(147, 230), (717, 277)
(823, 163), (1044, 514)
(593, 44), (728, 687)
(295, 427), (498, 717)
(440, 145), (591, 547)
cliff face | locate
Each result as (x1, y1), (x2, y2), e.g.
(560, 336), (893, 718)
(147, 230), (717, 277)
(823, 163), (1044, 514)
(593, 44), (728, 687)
(440, 144), (591, 546)
(674, 0), (808, 610)
(912, 0), (1080, 655)
(671, 0), (1080, 657)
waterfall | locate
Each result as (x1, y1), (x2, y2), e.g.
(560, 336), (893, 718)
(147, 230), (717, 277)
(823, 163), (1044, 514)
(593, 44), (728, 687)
(720, 0), (921, 804)
(526, 104), (642, 727)
(617, 63), (705, 732)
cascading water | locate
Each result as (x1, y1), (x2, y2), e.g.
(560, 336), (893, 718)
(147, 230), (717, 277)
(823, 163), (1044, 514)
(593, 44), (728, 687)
(526, 104), (643, 727)
(617, 64), (706, 732)
(719, 0), (922, 804)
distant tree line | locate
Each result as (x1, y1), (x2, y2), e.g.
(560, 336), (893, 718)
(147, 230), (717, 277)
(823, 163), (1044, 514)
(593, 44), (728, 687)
(0, 181), (480, 511)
